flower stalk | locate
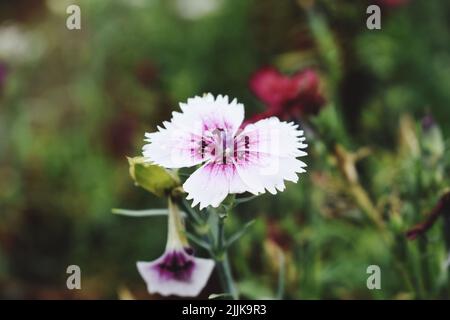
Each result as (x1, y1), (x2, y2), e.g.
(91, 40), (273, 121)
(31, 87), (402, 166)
(207, 200), (239, 300)
(216, 213), (238, 300)
(166, 196), (189, 249)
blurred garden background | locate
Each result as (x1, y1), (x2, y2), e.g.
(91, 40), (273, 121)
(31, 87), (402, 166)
(1, 0), (450, 299)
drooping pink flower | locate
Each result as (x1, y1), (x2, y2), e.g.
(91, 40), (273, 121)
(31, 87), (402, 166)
(137, 197), (214, 297)
(143, 94), (307, 209)
(248, 67), (325, 123)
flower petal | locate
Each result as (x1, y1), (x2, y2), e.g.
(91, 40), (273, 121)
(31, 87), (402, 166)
(249, 67), (325, 120)
(183, 118), (307, 207)
(234, 117), (307, 195)
(249, 67), (294, 106)
(290, 69), (325, 115)
(178, 93), (244, 136)
(137, 250), (215, 297)
(143, 94), (244, 168)
(183, 162), (247, 209)
(143, 125), (206, 168)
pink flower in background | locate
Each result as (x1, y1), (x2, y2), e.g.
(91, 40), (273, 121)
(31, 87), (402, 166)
(248, 67), (325, 123)
(137, 198), (214, 297)
(143, 94), (307, 209)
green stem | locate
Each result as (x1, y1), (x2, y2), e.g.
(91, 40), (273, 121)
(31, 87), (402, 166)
(216, 250), (238, 299)
(418, 236), (430, 294)
(182, 199), (238, 299)
(443, 211), (450, 298)
(413, 159), (428, 298)
(215, 214), (238, 300)
(394, 234), (417, 296)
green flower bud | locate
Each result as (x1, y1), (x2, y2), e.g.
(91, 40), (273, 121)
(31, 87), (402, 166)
(127, 156), (180, 197)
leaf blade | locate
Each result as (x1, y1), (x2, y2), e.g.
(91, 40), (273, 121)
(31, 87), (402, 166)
(226, 219), (255, 248)
(112, 208), (169, 217)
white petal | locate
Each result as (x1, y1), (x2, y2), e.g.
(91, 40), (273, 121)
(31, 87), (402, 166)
(143, 94), (245, 168)
(234, 117), (307, 195)
(143, 126), (205, 168)
(137, 252), (215, 297)
(183, 163), (246, 209)
(178, 93), (244, 136)
(239, 118), (308, 158)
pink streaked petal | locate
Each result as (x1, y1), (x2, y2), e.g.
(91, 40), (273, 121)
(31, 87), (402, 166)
(143, 94), (245, 168)
(137, 250), (214, 297)
(238, 117), (307, 158)
(179, 93), (244, 136)
(235, 156), (306, 195)
(143, 124), (207, 168)
(233, 117), (307, 195)
(183, 162), (247, 209)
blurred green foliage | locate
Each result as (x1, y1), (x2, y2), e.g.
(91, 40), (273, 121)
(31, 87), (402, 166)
(0, 0), (449, 299)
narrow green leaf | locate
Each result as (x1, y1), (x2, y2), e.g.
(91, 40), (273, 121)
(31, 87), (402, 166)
(226, 220), (255, 248)
(234, 195), (259, 205)
(182, 198), (204, 225)
(186, 232), (212, 252)
(112, 208), (168, 217)
(112, 208), (187, 218)
(208, 293), (233, 300)
(207, 207), (219, 243)
(237, 279), (273, 300)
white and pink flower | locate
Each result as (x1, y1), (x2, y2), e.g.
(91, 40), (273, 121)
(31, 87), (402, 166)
(137, 198), (214, 297)
(143, 93), (307, 209)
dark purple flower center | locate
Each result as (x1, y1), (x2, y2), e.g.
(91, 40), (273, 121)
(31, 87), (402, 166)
(191, 127), (251, 165)
(154, 250), (195, 281)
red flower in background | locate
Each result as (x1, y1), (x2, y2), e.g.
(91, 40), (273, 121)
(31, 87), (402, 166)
(248, 67), (325, 124)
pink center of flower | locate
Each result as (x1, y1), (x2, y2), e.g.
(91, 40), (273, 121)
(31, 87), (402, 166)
(191, 126), (250, 165)
(154, 250), (195, 281)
